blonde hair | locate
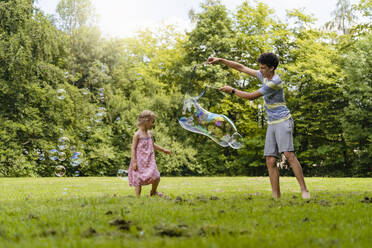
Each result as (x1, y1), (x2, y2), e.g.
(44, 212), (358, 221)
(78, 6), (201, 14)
(137, 110), (156, 127)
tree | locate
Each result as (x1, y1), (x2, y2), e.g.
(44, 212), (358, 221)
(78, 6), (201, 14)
(56, 0), (97, 34)
(325, 0), (358, 34)
(281, 10), (348, 175)
(341, 32), (372, 176)
(0, 0), (71, 176)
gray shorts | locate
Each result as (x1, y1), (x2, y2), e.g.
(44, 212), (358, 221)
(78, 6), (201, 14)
(264, 118), (294, 158)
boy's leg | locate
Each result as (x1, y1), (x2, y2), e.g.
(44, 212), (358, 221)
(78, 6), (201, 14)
(135, 186), (141, 197)
(283, 152), (310, 199)
(264, 124), (280, 198)
(266, 156), (280, 198)
(275, 118), (310, 199)
(150, 178), (160, 196)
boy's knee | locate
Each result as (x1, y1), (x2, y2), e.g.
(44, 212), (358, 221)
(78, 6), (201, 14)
(266, 156), (277, 168)
(283, 152), (296, 162)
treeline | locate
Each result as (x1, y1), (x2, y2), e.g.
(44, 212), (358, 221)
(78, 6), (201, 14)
(0, 0), (371, 177)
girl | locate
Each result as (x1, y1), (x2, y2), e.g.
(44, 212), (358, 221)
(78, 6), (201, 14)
(128, 110), (171, 197)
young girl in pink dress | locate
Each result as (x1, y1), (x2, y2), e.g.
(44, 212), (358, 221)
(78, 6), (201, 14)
(128, 110), (172, 197)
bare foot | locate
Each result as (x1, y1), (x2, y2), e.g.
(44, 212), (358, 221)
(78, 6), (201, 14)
(150, 191), (164, 197)
(302, 191), (310, 199)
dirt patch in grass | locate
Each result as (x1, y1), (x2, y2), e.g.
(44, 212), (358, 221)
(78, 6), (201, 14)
(154, 224), (189, 237)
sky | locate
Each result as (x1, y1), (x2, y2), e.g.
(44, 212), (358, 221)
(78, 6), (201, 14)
(35, 0), (359, 38)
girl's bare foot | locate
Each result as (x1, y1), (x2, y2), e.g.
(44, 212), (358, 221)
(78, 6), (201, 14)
(150, 191), (164, 197)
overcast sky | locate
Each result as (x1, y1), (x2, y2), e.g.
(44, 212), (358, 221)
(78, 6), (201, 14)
(35, 0), (359, 38)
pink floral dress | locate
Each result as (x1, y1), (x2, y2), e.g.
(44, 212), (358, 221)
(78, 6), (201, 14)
(128, 137), (160, 187)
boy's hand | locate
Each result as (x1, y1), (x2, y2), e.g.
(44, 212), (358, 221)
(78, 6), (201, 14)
(132, 161), (138, 171)
(219, 85), (234, 94)
(207, 57), (221, 64)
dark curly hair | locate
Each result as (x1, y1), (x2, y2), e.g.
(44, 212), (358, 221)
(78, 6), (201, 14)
(257, 52), (279, 70)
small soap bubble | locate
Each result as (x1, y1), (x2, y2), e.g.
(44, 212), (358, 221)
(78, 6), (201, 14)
(55, 165), (66, 177)
(70, 152), (83, 167)
(56, 89), (66, 100)
(33, 150), (46, 161)
(95, 112), (105, 117)
(58, 137), (70, 150)
(143, 55), (151, 63)
(98, 88), (105, 102)
(122, 134), (126, 139)
(117, 169), (128, 180)
(95, 107), (106, 123)
(94, 117), (103, 123)
(71, 151), (81, 159)
(73, 170), (80, 177)
(49, 149), (59, 161)
(58, 151), (66, 161)
(39, 154), (45, 161)
(81, 88), (89, 95)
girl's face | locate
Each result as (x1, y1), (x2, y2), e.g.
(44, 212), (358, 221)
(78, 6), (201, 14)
(144, 118), (155, 130)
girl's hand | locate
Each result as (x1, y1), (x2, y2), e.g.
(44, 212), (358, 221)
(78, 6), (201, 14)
(164, 150), (172, 155)
(132, 161), (138, 171)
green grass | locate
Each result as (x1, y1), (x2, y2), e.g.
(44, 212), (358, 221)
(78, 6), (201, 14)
(0, 177), (371, 247)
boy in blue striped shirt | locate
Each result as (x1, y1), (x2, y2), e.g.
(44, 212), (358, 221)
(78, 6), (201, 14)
(207, 53), (310, 199)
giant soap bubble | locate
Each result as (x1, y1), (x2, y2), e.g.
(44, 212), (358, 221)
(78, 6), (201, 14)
(179, 88), (242, 149)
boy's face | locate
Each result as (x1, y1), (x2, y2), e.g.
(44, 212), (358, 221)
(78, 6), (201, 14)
(259, 63), (274, 78)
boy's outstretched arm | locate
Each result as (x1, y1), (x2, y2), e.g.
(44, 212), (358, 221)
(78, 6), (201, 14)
(207, 57), (258, 78)
(219, 86), (263, 100)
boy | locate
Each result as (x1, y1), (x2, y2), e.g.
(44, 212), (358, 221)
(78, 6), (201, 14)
(207, 53), (310, 199)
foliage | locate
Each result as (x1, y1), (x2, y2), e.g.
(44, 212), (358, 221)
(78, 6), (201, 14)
(280, 10), (348, 173)
(340, 32), (372, 176)
(0, 0), (371, 177)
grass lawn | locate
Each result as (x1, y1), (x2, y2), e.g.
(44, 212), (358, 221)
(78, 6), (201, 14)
(0, 177), (371, 247)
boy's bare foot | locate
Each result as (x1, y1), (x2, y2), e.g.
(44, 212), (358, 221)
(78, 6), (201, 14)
(302, 191), (310, 199)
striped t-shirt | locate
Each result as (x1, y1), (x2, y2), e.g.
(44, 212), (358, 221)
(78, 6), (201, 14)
(257, 71), (291, 125)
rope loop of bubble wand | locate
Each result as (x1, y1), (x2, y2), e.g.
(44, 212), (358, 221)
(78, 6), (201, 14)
(186, 62), (226, 99)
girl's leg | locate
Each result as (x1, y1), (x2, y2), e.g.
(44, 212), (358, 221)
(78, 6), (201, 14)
(150, 178), (160, 196)
(135, 186), (142, 197)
